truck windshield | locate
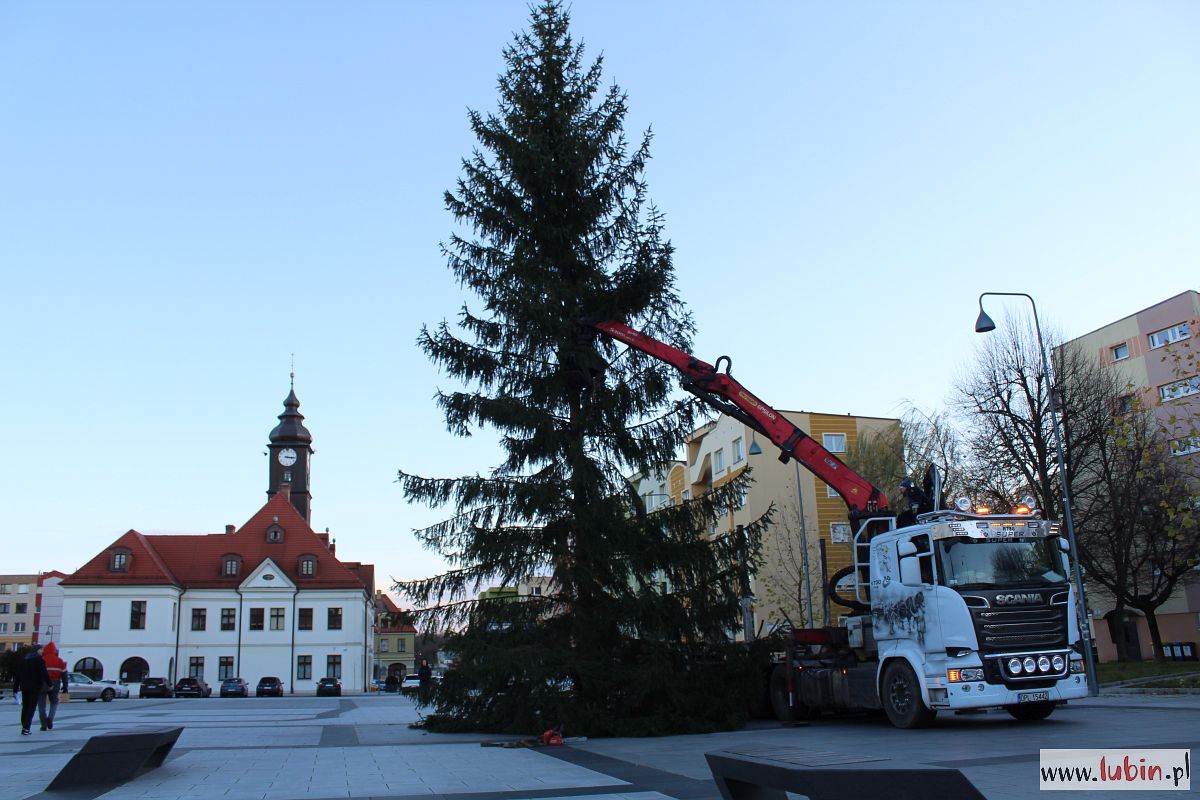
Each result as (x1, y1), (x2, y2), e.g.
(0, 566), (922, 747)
(937, 537), (1066, 589)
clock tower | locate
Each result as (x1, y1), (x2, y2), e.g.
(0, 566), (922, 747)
(267, 387), (313, 523)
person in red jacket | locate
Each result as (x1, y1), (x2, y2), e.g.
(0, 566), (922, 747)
(38, 642), (67, 731)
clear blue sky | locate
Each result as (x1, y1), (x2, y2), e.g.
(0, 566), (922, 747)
(3, 1), (1197, 591)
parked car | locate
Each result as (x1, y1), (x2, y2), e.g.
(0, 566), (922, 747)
(96, 679), (131, 699)
(256, 676), (284, 697)
(219, 678), (249, 698)
(174, 677), (211, 698)
(316, 677), (341, 697)
(400, 675), (421, 693)
(65, 672), (117, 702)
(139, 677), (173, 698)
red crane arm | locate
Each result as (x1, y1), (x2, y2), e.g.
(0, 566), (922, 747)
(593, 320), (888, 516)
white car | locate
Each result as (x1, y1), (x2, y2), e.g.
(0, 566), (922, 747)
(96, 679), (131, 699)
(401, 675), (421, 692)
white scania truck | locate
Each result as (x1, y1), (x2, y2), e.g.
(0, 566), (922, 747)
(593, 319), (1090, 728)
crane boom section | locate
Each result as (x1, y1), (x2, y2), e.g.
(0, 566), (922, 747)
(593, 320), (888, 515)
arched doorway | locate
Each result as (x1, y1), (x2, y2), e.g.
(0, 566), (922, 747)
(120, 657), (150, 682)
(388, 663), (407, 678)
(74, 657), (103, 680)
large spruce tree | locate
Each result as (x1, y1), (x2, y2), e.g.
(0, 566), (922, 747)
(397, 2), (769, 736)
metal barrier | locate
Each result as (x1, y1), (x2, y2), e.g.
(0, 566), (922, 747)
(706, 749), (986, 800)
(46, 726), (183, 791)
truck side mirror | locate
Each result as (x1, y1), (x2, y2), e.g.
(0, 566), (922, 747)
(897, 541), (918, 557)
(1058, 537), (1070, 554)
(900, 556), (923, 587)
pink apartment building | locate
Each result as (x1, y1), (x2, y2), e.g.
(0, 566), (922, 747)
(1061, 289), (1199, 661)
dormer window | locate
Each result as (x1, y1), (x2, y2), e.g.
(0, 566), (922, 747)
(222, 555), (242, 578)
(266, 524), (284, 544)
(298, 555), (317, 578)
(109, 548), (131, 573)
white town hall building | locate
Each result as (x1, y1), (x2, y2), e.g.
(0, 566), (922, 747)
(57, 388), (376, 694)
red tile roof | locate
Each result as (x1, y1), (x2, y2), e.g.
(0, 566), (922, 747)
(62, 494), (372, 592)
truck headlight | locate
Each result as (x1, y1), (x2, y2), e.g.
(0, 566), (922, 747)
(1023, 657), (1037, 673)
(1069, 659), (1085, 674)
(1008, 657), (1023, 674)
(948, 668), (984, 682)
(1037, 656), (1051, 673)
(1051, 655), (1065, 672)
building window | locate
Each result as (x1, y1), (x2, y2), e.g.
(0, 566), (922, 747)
(189, 656), (204, 678)
(0, 603), (7, 613)
(823, 432), (847, 453)
(16, 585), (28, 594)
(270, 608), (285, 631)
(15, 602), (26, 614)
(110, 551), (129, 572)
(84, 601), (101, 630)
(13, 622), (25, 633)
(220, 608), (236, 631)
(397, 638), (406, 653)
(327, 608), (343, 630)
(713, 448), (725, 473)
(1110, 342), (1129, 361)
(0, 623), (6, 632)
(191, 608), (207, 631)
(130, 601), (146, 630)
(75, 657), (103, 680)
(299, 557), (316, 577)
(1159, 376), (1200, 402)
(1116, 394), (1134, 415)
(298, 607), (313, 631)
(326, 655), (342, 679)
(379, 638), (389, 653)
(1148, 322), (1191, 350)
(827, 484), (840, 498)
(222, 557), (240, 577)
(1171, 437), (1200, 457)
(266, 523), (284, 543)
(249, 608), (264, 631)
(0, 585), (9, 594)
(297, 655), (312, 680)
(733, 437), (744, 463)
(218, 656), (234, 680)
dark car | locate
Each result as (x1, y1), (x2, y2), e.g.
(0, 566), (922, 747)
(174, 677), (211, 698)
(139, 677), (174, 698)
(219, 677), (249, 698)
(316, 677), (341, 697)
(256, 676), (284, 697)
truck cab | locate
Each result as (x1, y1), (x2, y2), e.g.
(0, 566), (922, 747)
(867, 505), (1089, 726)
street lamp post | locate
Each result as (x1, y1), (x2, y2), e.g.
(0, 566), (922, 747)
(975, 292), (1099, 696)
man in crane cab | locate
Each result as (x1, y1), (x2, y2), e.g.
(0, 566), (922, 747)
(898, 478), (932, 526)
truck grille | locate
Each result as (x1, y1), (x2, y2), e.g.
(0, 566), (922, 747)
(973, 606), (1067, 652)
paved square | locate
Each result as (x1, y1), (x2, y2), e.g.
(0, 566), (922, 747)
(2, 692), (1196, 800)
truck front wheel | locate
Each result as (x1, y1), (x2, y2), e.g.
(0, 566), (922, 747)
(1005, 701), (1055, 722)
(881, 662), (936, 729)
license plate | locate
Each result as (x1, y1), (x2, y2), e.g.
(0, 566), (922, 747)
(1019, 691), (1049, 702)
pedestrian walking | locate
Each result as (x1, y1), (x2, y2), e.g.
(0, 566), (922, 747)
(13, 644), (52, 736)
(38, 642), (67, 731)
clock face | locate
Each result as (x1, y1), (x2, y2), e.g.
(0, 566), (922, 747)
(278, 448), (298, 466)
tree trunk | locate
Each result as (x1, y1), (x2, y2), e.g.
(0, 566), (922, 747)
(1108, 604), (1129, 662)
(1141, 606), (1167, 663)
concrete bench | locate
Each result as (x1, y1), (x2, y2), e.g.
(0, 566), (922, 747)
(705, 749), (986, 800)
(46, 727), (183, 792)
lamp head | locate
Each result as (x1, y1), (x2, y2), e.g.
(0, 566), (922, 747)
(975, 308), (996, 333)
